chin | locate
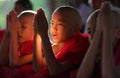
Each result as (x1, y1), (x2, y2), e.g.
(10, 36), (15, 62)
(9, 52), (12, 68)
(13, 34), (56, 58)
(18, 40), (25, 43)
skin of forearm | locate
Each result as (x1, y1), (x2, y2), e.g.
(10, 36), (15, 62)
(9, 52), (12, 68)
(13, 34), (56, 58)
(0, 32), (10, 65)
(102, 30), (115, 78)
(10, 31), (33, 67)
(33, 33), (46, 72)
(9, 31), (19, 67)
(41, 34), (62, 75)
(77, 30), (102, 78)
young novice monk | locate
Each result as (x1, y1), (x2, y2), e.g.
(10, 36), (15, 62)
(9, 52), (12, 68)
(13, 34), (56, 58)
(31, 6), (89, 78)
(0, 0), (33, 45)
(77, 1), (120, 78)
(0, 10), (36, 78)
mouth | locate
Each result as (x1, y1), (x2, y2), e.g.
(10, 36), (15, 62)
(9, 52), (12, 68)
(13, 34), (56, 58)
(52, 34), (57, 38)
(17, 35), (22, 39)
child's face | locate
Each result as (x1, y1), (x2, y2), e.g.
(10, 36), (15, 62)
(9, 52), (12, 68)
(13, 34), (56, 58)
(17, 15), (34, 43)
(87, 12), (120, 45)
(50, 12), (75, 44)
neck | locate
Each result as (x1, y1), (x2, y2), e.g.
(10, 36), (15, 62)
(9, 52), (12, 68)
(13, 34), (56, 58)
(52, 42), (66, 54)
(56, 42), (66, 49)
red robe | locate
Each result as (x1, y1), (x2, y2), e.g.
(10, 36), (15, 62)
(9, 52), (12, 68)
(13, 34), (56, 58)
(0, 40), (33, 78)
(0, 29), (5, 44)
(114, 39), (120, 65)
(27, 32), (89, 78)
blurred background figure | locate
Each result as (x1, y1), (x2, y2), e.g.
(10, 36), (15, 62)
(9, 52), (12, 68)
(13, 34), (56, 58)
(109, 0), (120, 8)
(68, 0), (93, 33)
(83, 0), (108, 33)
(0, 0), (33, 44)
(88, 0), (108, 10)
(84, 0), (120, 33)
(13, 0), (33, 15)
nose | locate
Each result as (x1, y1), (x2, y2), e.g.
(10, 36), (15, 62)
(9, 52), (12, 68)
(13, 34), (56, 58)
(50, 24), (58, 31)
(17, 27), (22, 35)
(50, 24), (58, 35)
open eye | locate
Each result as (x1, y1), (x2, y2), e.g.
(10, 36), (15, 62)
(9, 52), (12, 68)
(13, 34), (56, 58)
(57, 23), (64, 26)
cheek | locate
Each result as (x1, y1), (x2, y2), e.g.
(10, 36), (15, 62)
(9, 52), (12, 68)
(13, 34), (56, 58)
(26, 29), (34, 36)
(59, 31), (71, 41)
(58, 28), (67, 36)
(49, 28), (53, 35)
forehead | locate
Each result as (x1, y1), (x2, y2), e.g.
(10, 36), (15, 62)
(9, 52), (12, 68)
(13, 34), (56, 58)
(52, 12), (72, 23)
(18, 15), (33, 25)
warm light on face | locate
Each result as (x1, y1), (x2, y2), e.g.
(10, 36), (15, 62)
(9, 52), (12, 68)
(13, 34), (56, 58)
(50, 12), (75, 44)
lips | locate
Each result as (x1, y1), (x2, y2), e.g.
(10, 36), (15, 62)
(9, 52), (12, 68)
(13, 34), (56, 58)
(17, 35), (22, 39)
(52, 34), (58, 39)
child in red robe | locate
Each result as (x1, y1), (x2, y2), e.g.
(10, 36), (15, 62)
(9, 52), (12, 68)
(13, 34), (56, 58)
(0, 10), (36, 78)
(77, 1), (120, 78)
(29, 6), (89, 78)
(0, 0), (33, 45)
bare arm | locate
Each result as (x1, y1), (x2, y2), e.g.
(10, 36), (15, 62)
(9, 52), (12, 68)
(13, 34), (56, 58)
(101, 2), (115, 78)
(0, 31), (10, 66)
(0, 14), (11, 66)
(9, 10), (32, 67)
(41, 34), (74, 75)
(10, 30), (32, 67)
(33, 32), (46, 72)
(77, 30), (102, 78)
(34, 8), (74, 75)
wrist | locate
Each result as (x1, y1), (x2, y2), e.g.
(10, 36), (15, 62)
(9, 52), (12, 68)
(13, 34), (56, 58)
(38, 31), (48, 39)
(41, 33), (48, 39)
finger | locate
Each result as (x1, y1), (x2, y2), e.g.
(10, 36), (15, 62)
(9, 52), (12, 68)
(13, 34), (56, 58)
(8, 11), (12, 22)
(11, 10), (16, 22)
(6, 14), (9, 29)
(34, 14), (38, 26)
(38, 8), (47, 21)
(13, 10), (17, 21)
(6, 14), (9, 26)
(100, 1), (111, 16)
(38, 8), (48, 26)
(10, 10), (15, 21)
(33, 14), (38, 31)
(7, 13), (11, 32)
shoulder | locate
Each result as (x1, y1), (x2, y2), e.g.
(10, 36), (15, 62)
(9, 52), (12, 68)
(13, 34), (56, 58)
(75, 32), (89, 43)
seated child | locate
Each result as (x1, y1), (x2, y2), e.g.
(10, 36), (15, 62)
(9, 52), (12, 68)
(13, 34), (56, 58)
(0, 0), (33, 45)
(77, 1), (120, 78)
(0, 10), (36, 78)
(31, 6), (90, 78)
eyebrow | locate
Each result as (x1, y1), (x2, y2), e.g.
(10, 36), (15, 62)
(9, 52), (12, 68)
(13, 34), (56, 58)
(51, 19), (65, 23)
